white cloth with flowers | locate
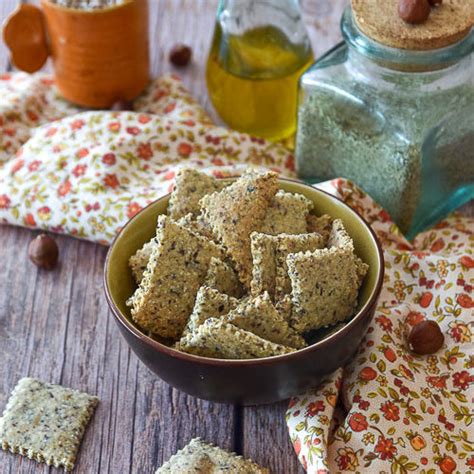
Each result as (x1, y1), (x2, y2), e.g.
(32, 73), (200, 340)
(0, 73), (472, 473)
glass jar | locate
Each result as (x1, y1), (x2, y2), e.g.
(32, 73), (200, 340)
(296, 6), (473, 238)
(206, 0), (313, 142)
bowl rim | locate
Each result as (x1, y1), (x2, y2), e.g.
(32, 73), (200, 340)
(104, 177), (385, 367)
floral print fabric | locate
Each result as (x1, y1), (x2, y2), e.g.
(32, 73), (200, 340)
(0, 73), (472, 474)
(288, 179), (474, 474)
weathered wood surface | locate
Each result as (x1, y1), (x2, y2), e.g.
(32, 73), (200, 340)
(0, 1), (472, 473)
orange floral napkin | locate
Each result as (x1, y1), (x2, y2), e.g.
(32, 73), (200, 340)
(0, 73), (472, 474)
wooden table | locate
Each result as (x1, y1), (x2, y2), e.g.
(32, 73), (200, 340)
(0, 1), (349, 473)
(1, 1), (472, 473)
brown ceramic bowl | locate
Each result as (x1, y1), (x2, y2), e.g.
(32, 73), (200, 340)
(104, 179), (384, 405)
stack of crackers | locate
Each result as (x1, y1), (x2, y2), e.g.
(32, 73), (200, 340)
(127, 168), (368, 359)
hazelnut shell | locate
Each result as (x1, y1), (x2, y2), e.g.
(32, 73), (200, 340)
(408, 320), (444, 355)
(398, 0), (431, 24)
(28, 234), (59, 270)
(169, 44), (192, 67)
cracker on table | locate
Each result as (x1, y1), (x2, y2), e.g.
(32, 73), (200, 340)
(129, 237), (156, 283)
(204, 257), (244, 298)
(259, 190), (313, 235)
(287, 247), (361, 333)
(306, 213), (333, 244)
(274, 233), (325, 299)
(250, 232), (277, 299)
(224, 293), (306, 349)
(327, 218), (354, 251)
(127, 215), (224, 340)
(156, 437), (269, 473)
(176, 318), (295, 359)
(168, 168), (225, 220)
(0, 377), (98, 472)
(181, 286), (239, 337)
(200, 169), (278, 288)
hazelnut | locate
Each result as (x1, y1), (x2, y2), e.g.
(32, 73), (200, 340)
(428, 0), (442, 5)
(169, 44), (192, 67)
(110, 100), (134, 111)
(28, 234), (59, 270)
(408, 320), (444, 355)
(398, 0), (431, 24)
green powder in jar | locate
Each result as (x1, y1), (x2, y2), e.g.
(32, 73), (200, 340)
(296, 77), (473, 233)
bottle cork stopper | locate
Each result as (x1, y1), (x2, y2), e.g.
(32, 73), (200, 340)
(352, 0), (473, 50)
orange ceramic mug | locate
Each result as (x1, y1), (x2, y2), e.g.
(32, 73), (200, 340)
(3, 0), (150, 108)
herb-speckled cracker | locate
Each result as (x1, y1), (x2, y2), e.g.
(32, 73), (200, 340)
(156, 437), (269, 473)
(260, 190), (313, 235)
(250, 232), (277, 298)
(250, 232), (324, 300)
(177, 318), (295, 359)
(181, 286), (239, 337)
(129, 237), (156, 283)
(306, 213), (333, 244)
(327, 218), (354, 251)
(224, 293), (306, 349)
(287, 247), (361, 333)
(0, 378), (98, 472)
(204, 257), (244, 298)
(127, 216), (224, 340)
(274, 233), (325, 299)
(168, 168), (224, 220)
(177, 212), (215, 241)
(200, 170), (278, 288)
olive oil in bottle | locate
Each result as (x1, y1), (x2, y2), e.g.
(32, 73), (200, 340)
(206, 23), (313, 142)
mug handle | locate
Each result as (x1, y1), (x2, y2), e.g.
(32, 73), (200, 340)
(3, 4), (49, 73)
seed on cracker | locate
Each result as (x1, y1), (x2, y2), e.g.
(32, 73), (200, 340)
(129, 237), (156, 283)
(182, 286), (239, 337)
(127, 215), (224, 340)
(224, 292), (306, 349)
(306, 213), (333, 244)
(260, 190), (313, 235)
(204, 257), (244, 298)
(200, 169), (278, 288)
(177, 318), (295, 359)
(156, 437), (269, 473)
(328, 218), (354, 251)
(287, 247), (362, 333)
(0, 377), (98, 472)
(168, 168), (225, 220)
(274, 232), (325, 299)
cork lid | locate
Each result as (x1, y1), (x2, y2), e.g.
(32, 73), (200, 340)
(352, 0), (473, 50)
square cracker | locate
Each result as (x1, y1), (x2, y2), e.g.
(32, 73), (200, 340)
(204, 257), (244, 298)
(127, 215), (224, 340)
(181, 286), (239, 338)
(176, 318), (295, 359)
(224, 293), (306, 349)
(200, 170), (278, 288)
(156, 437), (269, 473)
(0, 377), (98, 472)
(250, 232), (324, 300)
(129, 238), (156, 283)
(306, 213), (333, 244)
(274, 233), (325, 299)
(287, 247), (362, 333)
(259, 190), (313, 235)
(168, 168), (225, 220)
